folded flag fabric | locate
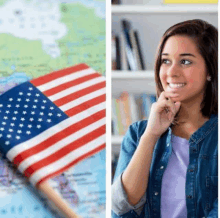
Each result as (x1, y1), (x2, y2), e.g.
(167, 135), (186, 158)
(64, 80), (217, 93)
(0, 63), (106, 187)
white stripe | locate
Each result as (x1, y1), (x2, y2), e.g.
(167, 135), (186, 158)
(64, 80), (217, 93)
(37, 68), (96, 92)
(7, 102), (106, 161)
(48, 77), (105, 102)
(18, 118), (105, 173)
(30, 134), (105, 186)
(60, 88), (106, 111)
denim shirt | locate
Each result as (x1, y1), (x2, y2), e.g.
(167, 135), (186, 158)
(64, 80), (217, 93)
(112, 114), (218, 218)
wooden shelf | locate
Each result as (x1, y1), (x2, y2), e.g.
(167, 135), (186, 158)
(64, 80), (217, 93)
(112, 71), (156, 95)
(112, 71), (154, 79)
(112, 136), (123, 155)
(112, 135), (124, 144)
(112, 5), (218, 14)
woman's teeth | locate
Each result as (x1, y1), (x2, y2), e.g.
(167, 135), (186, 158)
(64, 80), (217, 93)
(169, 83), (186, 88)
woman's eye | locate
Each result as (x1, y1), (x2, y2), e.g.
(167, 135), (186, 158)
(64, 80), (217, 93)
(161, 59), (170, 64)
(181, 59), (191, 65)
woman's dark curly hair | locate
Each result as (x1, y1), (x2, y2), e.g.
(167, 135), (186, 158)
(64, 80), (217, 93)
(155, 19), (218, 117)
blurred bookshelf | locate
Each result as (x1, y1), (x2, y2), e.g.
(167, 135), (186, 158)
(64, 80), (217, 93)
(111, 1), (218, 167)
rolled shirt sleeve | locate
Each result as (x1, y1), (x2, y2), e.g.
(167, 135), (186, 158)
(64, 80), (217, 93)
(112, 173), (146, 216)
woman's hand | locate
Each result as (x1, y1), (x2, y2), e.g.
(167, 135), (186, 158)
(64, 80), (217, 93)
(144, 91), (181, 138)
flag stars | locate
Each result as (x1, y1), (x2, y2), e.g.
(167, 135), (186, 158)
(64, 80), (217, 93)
(17, 130), (22, 134)
(12, 117), (17, 120)
(57, 113), (62, 117)
(7, 104), (11, 108)
(41, 106), (45, 109)
(36, 93), (40, 97)
(7, 134), (11, 138)
(31, 111), (35, 115)
(21, 118), (25, 121)
(50, 107), (54, 110)
(26, 131), (31, 135)
(47, 119), (51, 123)
(16, 104), (20, 108)
(28, 124), (32, 128)
(23, 111), (27, 115)
(5, 111), (10, 114)
(5, 141), (10, 145)
(3, 116), (8, 120)
(29, 87), (33, 90)
(38, 118), (43, 122)
(37, 125), (41, 129)
(2, 122), (6, 125)
(16, 136), (20, 140)
(19, 124), (24, 128)
(0, 127), (4, 131)
(9, 98), (13, 101)
(10, 123), (15, 127)
(34, 99), (38, 103)
(24, 105), (28, 108)
(19, 92), (23, 95)
(14, 111), (18, 114)
(26, 99), (30, 102)
(40, 112), (44, 116)
(43, 100), (47, 103)
(0, 134), (2, 138)
(29, 118), (34, 122)
(9, 129), (13, 132)
(17, 98), (21, 101)
(33, 105), (37, 109)
(48, 113), (53, 116)
(27, 93), (31, 96)
(0, 104), (2, 107)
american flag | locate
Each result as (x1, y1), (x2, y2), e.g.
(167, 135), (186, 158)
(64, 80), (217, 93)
(0, 63), (106, 187)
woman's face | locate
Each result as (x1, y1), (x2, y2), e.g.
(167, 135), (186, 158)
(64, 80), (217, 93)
(159, 35), (208, 104)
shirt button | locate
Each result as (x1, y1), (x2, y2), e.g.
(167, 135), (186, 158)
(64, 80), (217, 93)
(160, 166), (164, 169)
(155, 192), (159, 196)
(187, 195), (193, 199)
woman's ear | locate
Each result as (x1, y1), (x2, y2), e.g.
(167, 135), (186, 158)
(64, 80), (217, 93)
(207, 75), (211, 81)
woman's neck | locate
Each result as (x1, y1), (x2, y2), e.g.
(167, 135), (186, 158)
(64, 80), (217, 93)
(171, 102), (209, 140)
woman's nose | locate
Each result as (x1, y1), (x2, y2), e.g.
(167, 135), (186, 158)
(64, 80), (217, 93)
(167, 63), (180, 77)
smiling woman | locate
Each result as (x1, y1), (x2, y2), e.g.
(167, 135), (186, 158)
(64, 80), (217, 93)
(112, 19), (218, 218)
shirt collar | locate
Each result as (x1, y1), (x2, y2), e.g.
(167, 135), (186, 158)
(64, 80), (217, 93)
(167, 114), (218, 145)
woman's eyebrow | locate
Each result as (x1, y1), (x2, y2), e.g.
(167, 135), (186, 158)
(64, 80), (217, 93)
(161, 53), (196, 57)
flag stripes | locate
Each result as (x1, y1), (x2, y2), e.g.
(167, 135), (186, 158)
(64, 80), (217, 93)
(31, 63), (90, 87)
(23, 125), (105, 179)
(5, 63), (105, 186)
(36, 143), (105, 186)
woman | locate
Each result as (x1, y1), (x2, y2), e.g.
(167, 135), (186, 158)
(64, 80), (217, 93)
(112, 19), (218, 218)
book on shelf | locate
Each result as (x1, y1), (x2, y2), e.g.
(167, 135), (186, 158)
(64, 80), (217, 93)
(112, 34), (117, 70)
(119, 33), (128, 70)
(164, 0), (217, 3)
(115, 35), (121, 70)
(112, 19), (146, 71)
(122, 19), (138, 71)
(112, 0), (121, 4)
(112, 92), (156, 135)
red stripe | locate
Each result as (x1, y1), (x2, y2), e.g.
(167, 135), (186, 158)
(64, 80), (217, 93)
(65, 94), (105, 116)
(36, 144), (105, 187)
(13, 110), (105, 167)
(31, 63), (89, 86)
(43, 73), (101, 97)
(23, 125), (105, 178)
(54, 81), (106, 107)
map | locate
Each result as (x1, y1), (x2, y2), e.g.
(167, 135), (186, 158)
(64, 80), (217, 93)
(0, 0), (106, 217)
